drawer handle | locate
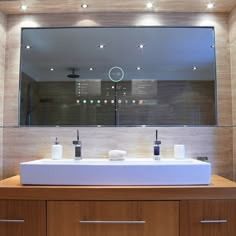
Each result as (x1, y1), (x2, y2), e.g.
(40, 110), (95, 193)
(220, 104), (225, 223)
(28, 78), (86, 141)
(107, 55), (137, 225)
(0, 219), (24, 223)
(80, 220), (146, 224)
(200, 220), (227, 224)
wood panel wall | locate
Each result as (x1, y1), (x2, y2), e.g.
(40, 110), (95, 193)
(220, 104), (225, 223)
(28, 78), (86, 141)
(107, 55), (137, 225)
(0, 11), (6, 179)
(2, 12), (234, 180)
(229, 7), (236, 180)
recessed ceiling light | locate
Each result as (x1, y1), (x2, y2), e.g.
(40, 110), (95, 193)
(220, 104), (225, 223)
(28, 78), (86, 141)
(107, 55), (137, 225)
(89, 67), (93, 71)
(137, 67), (141, 70)
(207, 3), (214, 9)
(193, 66), (197, 70)
(211, 45), (215, 48)
(81, 3), (88, 9)
(20, 5), (28, 11)
(25, 45), (31, 49)
(139, 44), (144, 49)
(50, 68), (54, 71)
(99, 44), (104, 49)
(146, 2), (153, 8)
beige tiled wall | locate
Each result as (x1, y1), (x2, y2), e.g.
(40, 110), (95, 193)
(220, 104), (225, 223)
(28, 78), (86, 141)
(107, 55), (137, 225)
(2, 12), (234, 180)
(0, 11), (6, 179)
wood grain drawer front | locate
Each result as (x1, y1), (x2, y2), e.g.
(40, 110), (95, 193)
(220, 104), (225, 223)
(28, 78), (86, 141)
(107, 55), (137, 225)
(0, 200), (46, 236)
(47, 201), (179, 236)
(180, 200), (236, 236)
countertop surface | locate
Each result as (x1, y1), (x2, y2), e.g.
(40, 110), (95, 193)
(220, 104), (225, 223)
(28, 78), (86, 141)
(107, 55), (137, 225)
(0, 175), (235, 201)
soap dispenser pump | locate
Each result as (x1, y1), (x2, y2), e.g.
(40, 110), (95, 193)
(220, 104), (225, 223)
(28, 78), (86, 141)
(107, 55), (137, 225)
(73, 130), (82, 160)
(154, 130), (161, 160)
(51, 137), (63, 160)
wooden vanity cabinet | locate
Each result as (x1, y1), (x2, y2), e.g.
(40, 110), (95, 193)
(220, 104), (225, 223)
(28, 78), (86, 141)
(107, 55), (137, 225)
(47, 200), (179, 236)
(1, 175), (236, 236)
(180, 200), (236, 236)
(0, 200), (46, 236)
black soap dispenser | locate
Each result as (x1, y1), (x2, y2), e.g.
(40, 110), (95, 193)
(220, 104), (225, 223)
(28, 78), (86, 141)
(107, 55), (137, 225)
(154, 130), (161, 160)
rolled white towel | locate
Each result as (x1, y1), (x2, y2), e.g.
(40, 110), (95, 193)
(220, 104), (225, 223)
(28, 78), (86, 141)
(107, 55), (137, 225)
(108, 150), (127, 160)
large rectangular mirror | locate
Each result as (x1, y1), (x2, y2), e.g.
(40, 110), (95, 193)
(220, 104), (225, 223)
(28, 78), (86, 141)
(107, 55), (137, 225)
(20, 27), (216, 126)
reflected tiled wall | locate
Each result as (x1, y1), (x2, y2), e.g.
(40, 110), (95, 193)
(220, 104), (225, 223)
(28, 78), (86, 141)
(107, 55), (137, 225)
(2, 12), (234, 180)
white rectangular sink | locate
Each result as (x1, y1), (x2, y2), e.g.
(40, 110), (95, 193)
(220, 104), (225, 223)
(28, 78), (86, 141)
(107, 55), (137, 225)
(20, 158), (211, 186)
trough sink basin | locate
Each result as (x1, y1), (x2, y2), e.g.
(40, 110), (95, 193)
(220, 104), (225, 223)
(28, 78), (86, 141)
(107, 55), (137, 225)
(20, 158), (211, 186)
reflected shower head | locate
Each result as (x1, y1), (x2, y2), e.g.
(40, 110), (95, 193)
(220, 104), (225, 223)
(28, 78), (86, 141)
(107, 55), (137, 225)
(67, 68), (80, 79)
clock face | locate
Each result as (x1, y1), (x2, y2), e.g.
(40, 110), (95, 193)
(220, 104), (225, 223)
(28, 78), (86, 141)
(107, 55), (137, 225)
(108, 67), (124, 83)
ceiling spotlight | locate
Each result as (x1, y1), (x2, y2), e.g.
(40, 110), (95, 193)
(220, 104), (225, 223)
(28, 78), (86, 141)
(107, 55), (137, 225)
(81, 3), (88, 9)
(89, 67), (93, 71)
(50, 68), (54, 71)
(21, 5), (28, 11)
(25, 45), (31, 49)
(137, 67), (141, 70)
(99, 44), (104, 49)
(211, 45), (215, 48)
(146, 2), (153, 8)
(139, 44), (144, 49)
(193, 66), (197, 70)
(207, 3), (214, 9)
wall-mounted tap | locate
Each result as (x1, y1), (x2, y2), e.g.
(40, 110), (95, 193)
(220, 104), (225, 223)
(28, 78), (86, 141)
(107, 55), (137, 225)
(73, 130), (82, 160)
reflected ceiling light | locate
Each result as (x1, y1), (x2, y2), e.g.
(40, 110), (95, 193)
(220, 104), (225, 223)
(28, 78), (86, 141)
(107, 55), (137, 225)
(137, 67), (141, 70)
(25, 45), (31, 49)
(81, 3), (88, 9)
(193, 66), (198, 70)
(207, 3), (214, 9)
(21, 5), (28, 11)
(139, 44), (144, 48)
(99, 44), (104, 48)
(146, 2), (153, 8)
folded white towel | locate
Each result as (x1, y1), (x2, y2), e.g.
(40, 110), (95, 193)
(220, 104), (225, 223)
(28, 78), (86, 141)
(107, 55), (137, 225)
(108, 150), (127, 160)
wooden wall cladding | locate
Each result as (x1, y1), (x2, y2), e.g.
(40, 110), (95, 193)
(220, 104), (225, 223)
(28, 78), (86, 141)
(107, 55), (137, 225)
(0, 11), (6, 179)
(229, 6), (236, 180)
(0, 0), (236, 15)
(2, 12), (234, 180)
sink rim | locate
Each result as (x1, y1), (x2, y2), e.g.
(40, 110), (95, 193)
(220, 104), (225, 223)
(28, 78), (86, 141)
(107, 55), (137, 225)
(20, 158), (210, 166)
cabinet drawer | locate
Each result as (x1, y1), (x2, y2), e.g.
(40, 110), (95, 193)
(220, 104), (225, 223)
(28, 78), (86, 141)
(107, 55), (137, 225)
(0, 200), (46, 236)
(180, 200), (236, 236)
(48, 201), (179, 236)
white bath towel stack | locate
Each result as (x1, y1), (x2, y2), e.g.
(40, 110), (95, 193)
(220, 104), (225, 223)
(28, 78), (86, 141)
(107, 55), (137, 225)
(108, 150), (127, 160)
